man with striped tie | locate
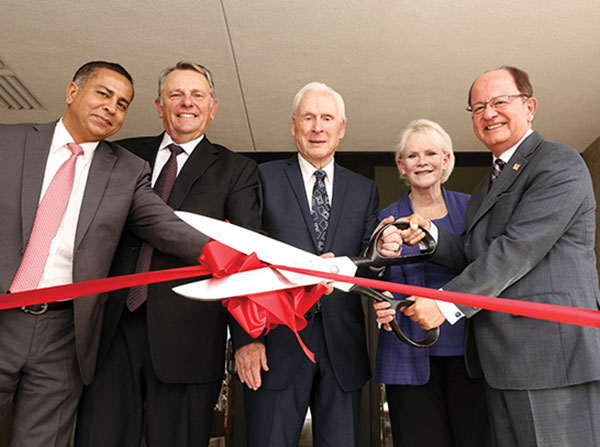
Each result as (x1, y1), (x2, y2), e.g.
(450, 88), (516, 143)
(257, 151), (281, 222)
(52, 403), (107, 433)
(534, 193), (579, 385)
(76, 61), (260, 447)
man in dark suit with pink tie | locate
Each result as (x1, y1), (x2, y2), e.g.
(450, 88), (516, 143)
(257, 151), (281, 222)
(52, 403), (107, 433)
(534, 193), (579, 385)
(0, 61), (210, 447)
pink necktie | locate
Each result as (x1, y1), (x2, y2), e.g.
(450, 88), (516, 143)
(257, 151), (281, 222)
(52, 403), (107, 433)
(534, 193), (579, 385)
(10, 143), (84, 292)
(126, 144), (183, 311)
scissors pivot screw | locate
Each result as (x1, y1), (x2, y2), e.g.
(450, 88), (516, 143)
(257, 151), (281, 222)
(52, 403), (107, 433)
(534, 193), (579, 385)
(329, 266), (340, 274)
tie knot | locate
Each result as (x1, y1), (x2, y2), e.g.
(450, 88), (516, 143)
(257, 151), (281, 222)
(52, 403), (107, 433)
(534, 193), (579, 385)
(314, 170), (326, 181)
(494, 159), (505, 171)
(67, 142), (84, 157)
(167, 143), (184, 156)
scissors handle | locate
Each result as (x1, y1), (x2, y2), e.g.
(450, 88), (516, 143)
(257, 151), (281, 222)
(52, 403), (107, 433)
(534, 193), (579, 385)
(352, 286), (439, 348)
(351, 221), (436, 269)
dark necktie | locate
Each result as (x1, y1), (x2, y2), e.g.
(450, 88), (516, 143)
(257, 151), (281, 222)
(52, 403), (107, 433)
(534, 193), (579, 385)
(311, 170), (331, 254)
(10, 143), (84, 292)
(490, 158), (505, 188)
(126, 144), (184, 311)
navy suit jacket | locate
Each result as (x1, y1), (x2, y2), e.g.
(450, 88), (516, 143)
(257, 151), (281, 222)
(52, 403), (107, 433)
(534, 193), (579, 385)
(231, 156), (379, 392)
(97, 134), (260, 384)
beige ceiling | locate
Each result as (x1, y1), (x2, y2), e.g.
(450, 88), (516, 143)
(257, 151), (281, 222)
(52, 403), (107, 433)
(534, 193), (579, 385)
(2, 0), (599, 153)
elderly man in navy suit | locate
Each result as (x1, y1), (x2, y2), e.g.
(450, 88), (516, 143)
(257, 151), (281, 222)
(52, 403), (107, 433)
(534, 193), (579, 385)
(377, 66), (600, 447)
(230, 82), (382, 446)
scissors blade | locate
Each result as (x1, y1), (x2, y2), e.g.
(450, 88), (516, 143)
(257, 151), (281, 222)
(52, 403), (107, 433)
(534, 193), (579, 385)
(173, 266), (324, 300)
(173, 212), (358, 296)
(176, 211), (318, 265)
(174, 256), (357, 300)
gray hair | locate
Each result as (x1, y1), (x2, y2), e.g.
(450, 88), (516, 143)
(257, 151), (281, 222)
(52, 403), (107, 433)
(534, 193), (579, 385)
(395, 119), (455, 184)
(292, 82), (346, 122)
(157, 61), (216, 105)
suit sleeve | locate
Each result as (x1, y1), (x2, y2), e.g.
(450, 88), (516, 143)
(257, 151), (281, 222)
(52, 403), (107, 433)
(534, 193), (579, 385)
(444, 146), (595, 316)
(126, 162), (209, 264)
(362, 180), (380, 251)
(225, 157), (261, 232)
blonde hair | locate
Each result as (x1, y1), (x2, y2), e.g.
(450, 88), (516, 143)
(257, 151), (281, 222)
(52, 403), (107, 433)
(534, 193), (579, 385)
(395, 119), (455, 184)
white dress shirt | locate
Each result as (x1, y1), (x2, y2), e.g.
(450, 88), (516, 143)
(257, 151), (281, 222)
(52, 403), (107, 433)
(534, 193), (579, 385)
(297, 154), (334, 212)
(37, 119), (98, 288)
(151, 133), (204, 186)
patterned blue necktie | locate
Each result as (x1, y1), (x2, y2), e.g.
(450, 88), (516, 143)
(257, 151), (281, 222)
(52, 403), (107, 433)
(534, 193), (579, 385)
(311, 170), (331, 253)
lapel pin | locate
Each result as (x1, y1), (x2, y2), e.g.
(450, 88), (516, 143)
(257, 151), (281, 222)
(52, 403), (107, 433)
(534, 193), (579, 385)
(512, 163), (521, 171)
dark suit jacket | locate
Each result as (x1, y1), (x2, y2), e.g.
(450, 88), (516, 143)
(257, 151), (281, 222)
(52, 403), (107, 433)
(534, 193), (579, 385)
(432, 131), (600, 390)
(0, 122), (208, 385)
(231, 156), (379, 392)
(97, 134), (260, 384)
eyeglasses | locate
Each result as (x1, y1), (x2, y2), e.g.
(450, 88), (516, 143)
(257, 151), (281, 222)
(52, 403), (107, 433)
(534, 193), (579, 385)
(467, 94), (529, 115)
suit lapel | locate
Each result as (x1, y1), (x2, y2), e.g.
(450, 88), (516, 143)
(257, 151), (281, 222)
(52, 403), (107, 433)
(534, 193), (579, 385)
(284, 157), (319, 250)
(168, 137), (218, 210)
(325, 163), (347, 252)
(467, 132), (542, 232)
(75, 140), (117, 250)
(20, 122), (56, 246)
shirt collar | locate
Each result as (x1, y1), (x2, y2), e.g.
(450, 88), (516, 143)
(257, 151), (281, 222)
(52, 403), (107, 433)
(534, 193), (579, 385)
(159, 133), (204, 156)
(54, 118), (98, 163)
(495, 128), (534, 164)
(297, 153), (335, 183)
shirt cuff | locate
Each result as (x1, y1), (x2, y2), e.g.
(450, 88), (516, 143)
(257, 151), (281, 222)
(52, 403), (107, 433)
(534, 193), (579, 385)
(436, 297), (464, 325)
(418, 221), (438, 250)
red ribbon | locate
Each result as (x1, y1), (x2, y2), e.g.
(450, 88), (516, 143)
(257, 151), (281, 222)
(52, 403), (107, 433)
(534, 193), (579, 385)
(200, 241), (325, 362)
(4, 241), (600, 366)
(0, 241), (324, 362)
(271, 264), (600, 328)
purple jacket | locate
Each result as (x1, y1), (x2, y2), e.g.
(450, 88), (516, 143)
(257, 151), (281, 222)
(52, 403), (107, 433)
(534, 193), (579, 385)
(375, 188), (470, 385)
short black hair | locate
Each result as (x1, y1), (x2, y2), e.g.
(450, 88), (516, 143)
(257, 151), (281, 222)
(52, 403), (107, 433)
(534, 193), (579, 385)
(72, 61), (134, 89)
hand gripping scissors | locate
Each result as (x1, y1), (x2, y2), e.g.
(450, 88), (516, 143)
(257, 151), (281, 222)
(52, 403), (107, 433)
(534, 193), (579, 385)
(173, 212), (440, 348)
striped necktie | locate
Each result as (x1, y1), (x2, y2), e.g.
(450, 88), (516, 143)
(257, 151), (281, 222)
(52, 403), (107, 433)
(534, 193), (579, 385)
(126, 144), (184, 311)
(490, 158), (505, 188)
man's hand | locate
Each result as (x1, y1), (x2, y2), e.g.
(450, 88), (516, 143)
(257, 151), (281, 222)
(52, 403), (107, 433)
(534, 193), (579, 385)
(320, 252), (335, 294)
(235, 342), (268, 391)
(401, 296), (446, 330)
(398, 214), (430, 246)
(374, 216), (402, 257)
(373, 291), (396, 331)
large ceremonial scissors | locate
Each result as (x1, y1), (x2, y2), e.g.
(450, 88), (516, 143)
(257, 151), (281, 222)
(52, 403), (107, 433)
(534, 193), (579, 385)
(173, 212), (440, 348)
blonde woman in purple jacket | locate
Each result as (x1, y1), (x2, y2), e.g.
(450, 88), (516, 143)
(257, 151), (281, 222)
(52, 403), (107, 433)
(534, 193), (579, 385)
(376, 119), (491, 447)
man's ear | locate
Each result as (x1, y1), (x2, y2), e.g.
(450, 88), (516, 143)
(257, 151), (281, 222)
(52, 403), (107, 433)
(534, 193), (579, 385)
(154, 98), (164, 119)
(65, 82), (80, 106)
